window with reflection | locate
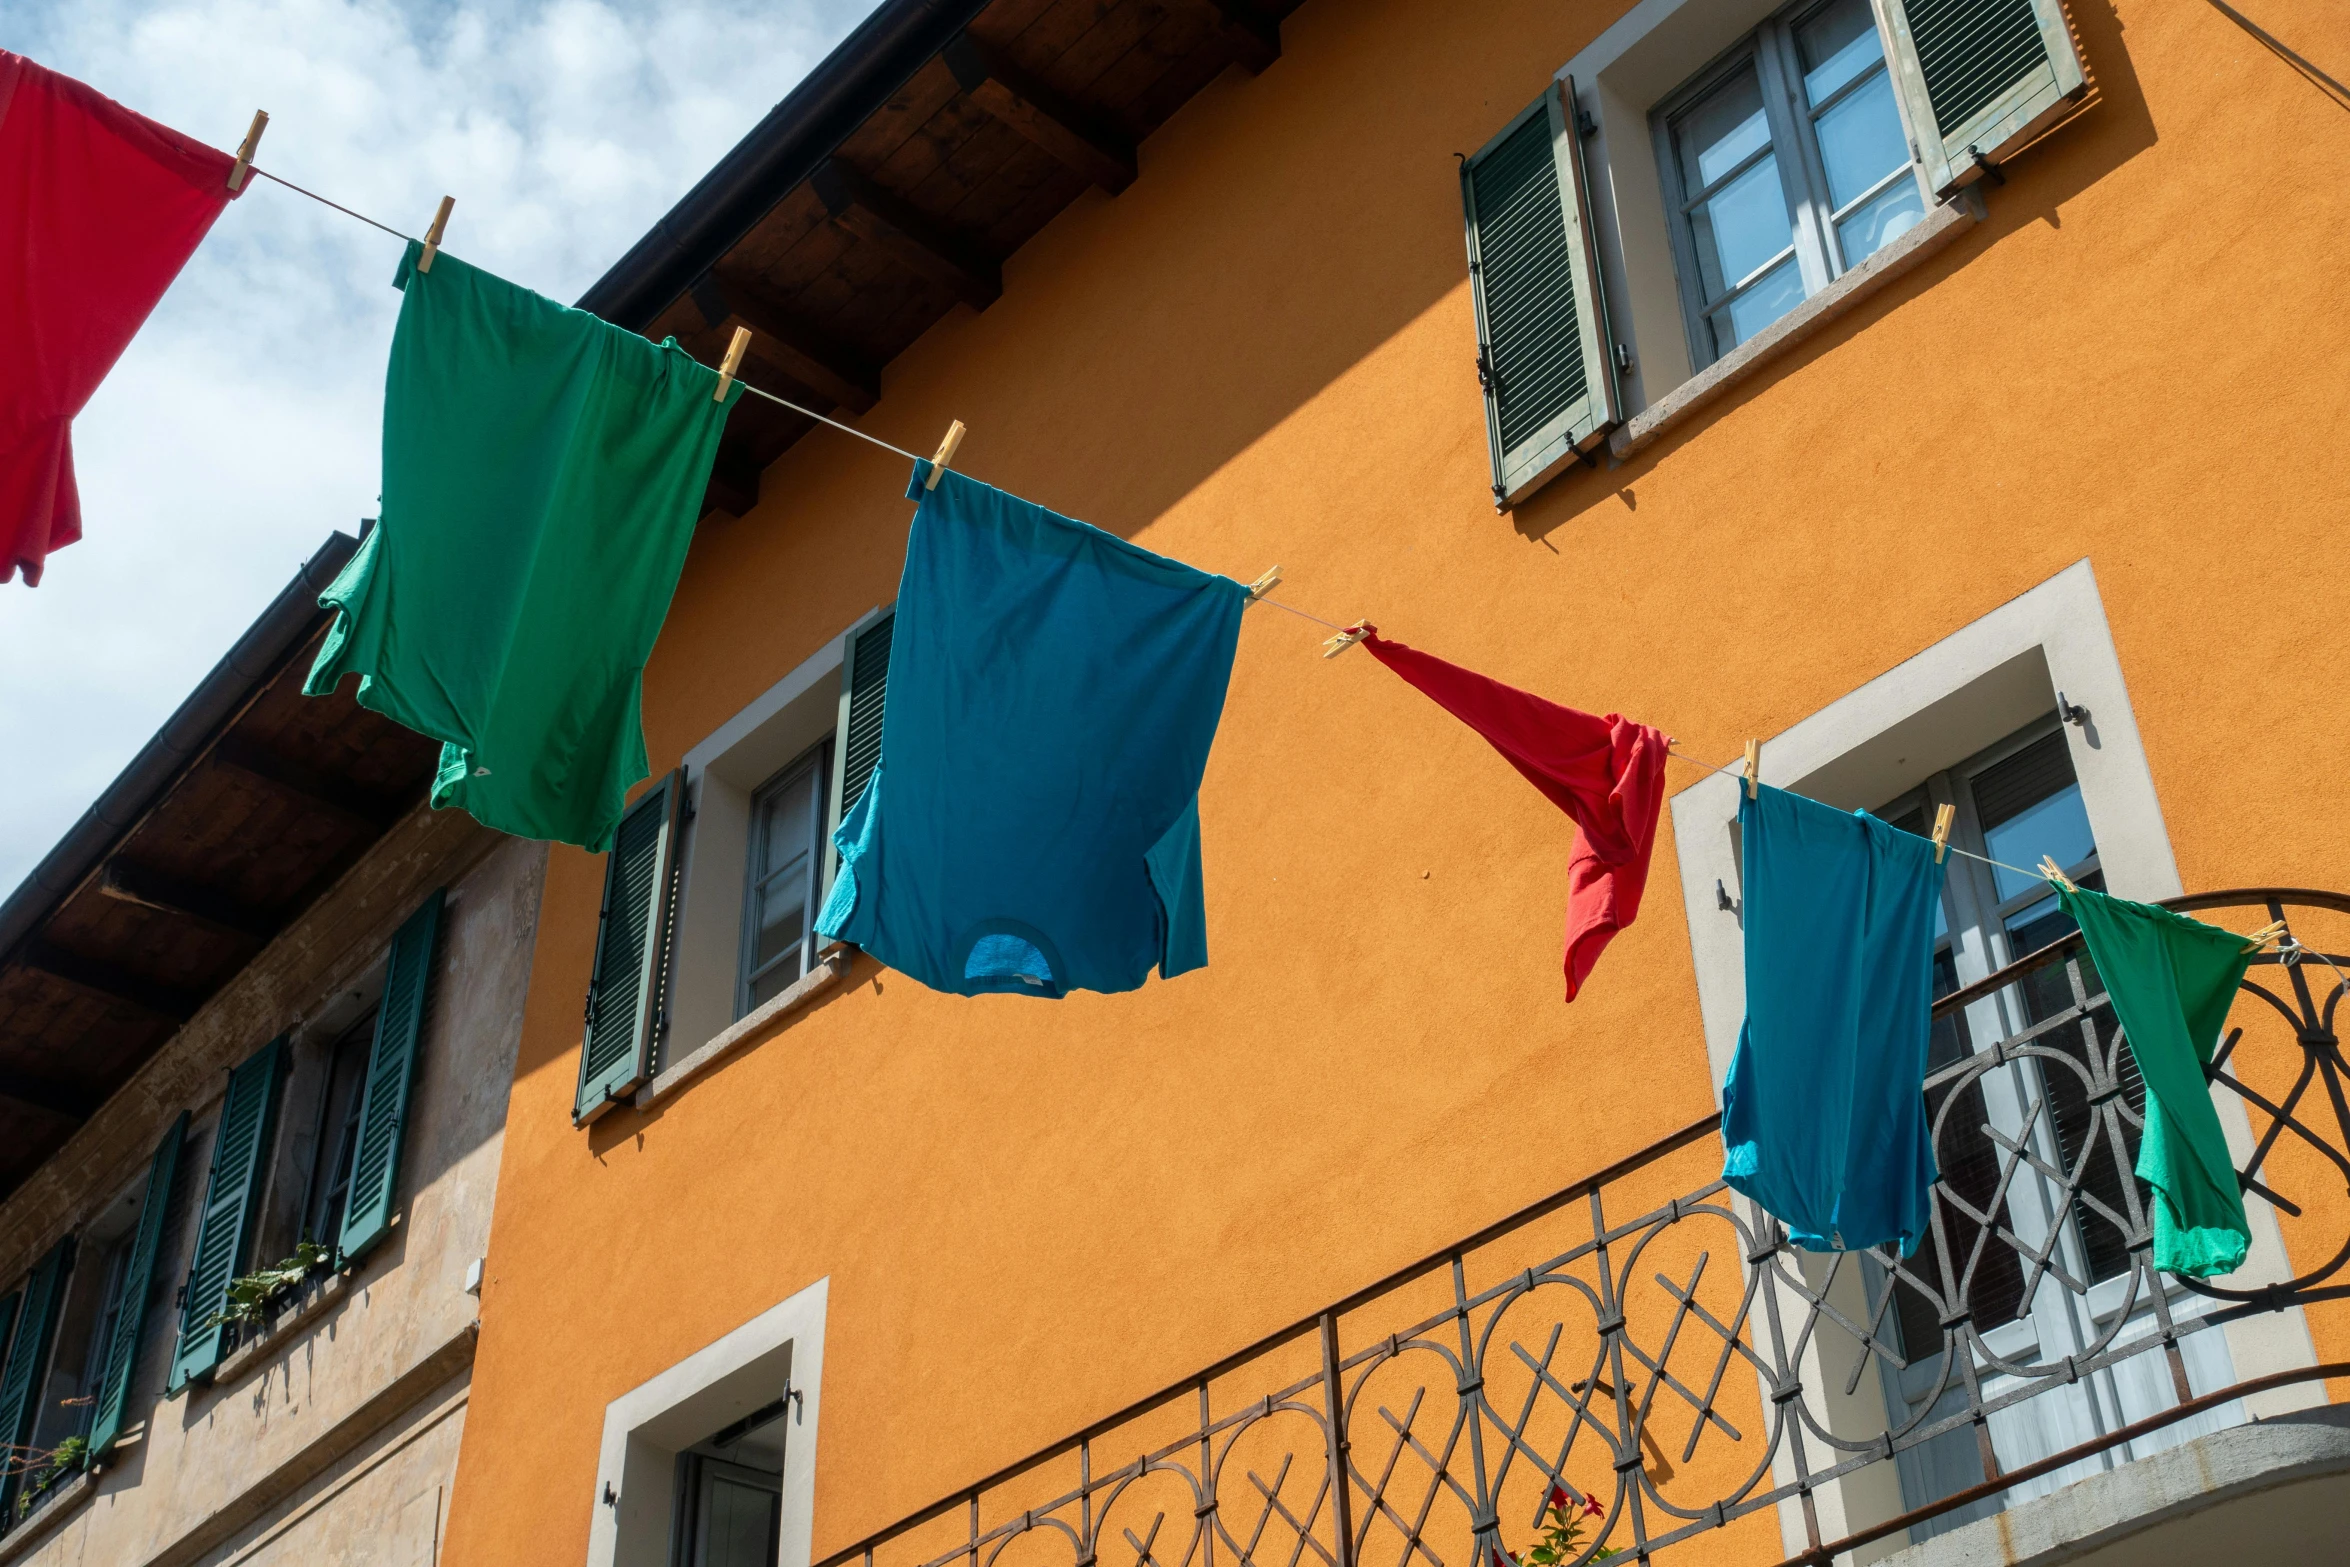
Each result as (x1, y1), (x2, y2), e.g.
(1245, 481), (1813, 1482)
(1876, 716), (2137, 1357)
(738, 743), (832, 1015)
(1660, 0), (1928, 364)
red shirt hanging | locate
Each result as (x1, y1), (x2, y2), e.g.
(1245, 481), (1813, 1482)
(0, 52), (238, 586)
(1361, 630), (1670, 1001)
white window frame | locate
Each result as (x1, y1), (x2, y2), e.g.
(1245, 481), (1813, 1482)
(1556, 0), (1964, 419)
(588, 1276), (827, 1567)
(668, 621), (873, 1057)
(1651, 0), (1930, 370)
(1664, 560), (2324, 1555)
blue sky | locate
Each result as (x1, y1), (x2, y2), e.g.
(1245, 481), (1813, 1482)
(0, 0), (878, 889)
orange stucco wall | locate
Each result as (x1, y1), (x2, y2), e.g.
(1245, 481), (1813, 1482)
(443, 1), (2350, 1564)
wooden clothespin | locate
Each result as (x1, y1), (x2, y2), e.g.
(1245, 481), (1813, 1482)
(1930, 803), (1955, 864)
(417, 196), (455, 273)
(227, 110), (268, 193)
(714, 326), (751, 403)
(2039, 855), (2077, 892)
(1741, 740), (1760, 800)
(923, 420), (967, 490)
(1244, 565), (1282, 603)
(2241, 919), (2289, 954)
(1321, 623), (1370, 659)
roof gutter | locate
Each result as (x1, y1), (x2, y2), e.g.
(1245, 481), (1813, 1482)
(575, 0), (995, 330)
(0, 529), (360, 962)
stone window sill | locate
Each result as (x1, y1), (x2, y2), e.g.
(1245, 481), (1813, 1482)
(636, 946), (855, 1109)
(1606, 188), (1985, 465)
(0, 1467), (96, 1565)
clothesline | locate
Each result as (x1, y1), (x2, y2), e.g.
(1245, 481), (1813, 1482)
(245, 155), (1379, 645)
(1661, 745), (2056, 884)
(250, 166), (414, 243)
(217, 157), (2284, 917)
(232, 161), (1538, 637)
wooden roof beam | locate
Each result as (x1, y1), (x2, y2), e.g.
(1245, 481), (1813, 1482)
(209, 733), (404, 836)
(810, 158), (1003, 312)
(99, 860), (282, 943)
(0, 1074), (99, 1124)
(1203, 0), (1280, 74)
(943, 34), (1137, 195)
(17, 941), (200, 1024)
(690, 274), (881, 414)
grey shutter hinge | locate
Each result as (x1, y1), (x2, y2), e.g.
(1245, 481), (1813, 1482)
(1615, 342), (1634, 374)
(1474, 347), (1495, 392)
(2057, 691), (2090, 727)
(1575, 106), (1598, 138)
(1963, 144), (2006, 187)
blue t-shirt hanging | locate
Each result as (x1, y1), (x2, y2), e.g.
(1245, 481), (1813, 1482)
(1720, 783), (1945, 1254)
(815, 462), (1247, 997)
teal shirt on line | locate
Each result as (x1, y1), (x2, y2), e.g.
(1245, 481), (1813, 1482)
(817, 462), (1246, 998)
(1721, 783), (1946, 1255)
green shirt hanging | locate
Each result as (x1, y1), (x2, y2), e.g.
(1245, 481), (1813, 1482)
(306, 240), (741, 850)
(2058, 885), (2254, 1279)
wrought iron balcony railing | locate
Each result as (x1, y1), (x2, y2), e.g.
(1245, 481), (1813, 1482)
(823, 890), (2350, 1567)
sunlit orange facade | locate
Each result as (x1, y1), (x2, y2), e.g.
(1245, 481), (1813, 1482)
(443, 3), (2350, 1565)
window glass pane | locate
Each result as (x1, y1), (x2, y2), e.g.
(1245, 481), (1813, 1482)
(1813, 69), (1909, 210)
(1710, 257), (1805, 351)
(1836, 177), (1925, 263)
(746, 762), (821, 1007)
(1798, 0), (1885, 106)
(1691, 156), (1796, 299)
(749, 873), (809, 1002)
(304, 1012), (374, 1243)
(1677, 65), (1773, 190)
(1927, 943), (1968, 1069)
(1981, 783), (2096, 902)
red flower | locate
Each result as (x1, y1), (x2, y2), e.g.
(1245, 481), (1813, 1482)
(1582, 1493), (1604, 1518)
(1547, 1484), (1573, 1512)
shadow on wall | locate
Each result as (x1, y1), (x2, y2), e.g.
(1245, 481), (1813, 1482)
(2206, 0), (2350, 112)
(1509, 0), (2159, 547)
(583, 961), (868, 1160)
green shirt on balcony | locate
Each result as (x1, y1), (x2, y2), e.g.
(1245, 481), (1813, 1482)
(2059, 886), (2254, 1279)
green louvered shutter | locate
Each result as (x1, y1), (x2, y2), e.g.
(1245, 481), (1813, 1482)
(823, 611), (894, 891)
(87, 1114), (187, 1458)
(171, 1038), (286, 1390)
(575, 774), (682, 1123)
(0, 1239), (74, 1514)
(1880, 0), (2087, 195)
(1462, 75), (1617, 511)
(336, 892), (444, 1261)
(0, 1291), (18, 1393)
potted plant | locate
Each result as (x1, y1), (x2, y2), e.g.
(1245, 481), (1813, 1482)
(1492, 1485), (1618, 1567)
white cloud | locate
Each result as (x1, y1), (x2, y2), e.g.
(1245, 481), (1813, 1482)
(0, 0), (877, 889)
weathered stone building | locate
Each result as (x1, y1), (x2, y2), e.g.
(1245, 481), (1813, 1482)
(0, 530), (542, 1567)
